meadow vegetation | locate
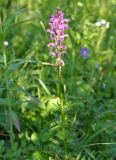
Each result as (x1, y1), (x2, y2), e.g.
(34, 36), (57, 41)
(0, 0), (116, 159)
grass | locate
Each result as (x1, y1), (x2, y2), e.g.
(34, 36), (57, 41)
(0, 0), (116, 159)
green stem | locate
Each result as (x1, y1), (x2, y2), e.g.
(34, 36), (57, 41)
(57, 66), (68, 154)
(3, 48), (7, 67)
(96, 27), (106, 53)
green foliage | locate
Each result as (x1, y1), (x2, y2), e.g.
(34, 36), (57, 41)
(0, 0), (116, 159)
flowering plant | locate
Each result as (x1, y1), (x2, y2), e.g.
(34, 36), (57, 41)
(46, 8), (69, 152)
(80, 48), (90, 59)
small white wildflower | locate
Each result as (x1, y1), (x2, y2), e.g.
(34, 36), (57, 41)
(77, 2), (83, 7)
(101, 19), (107, 25)
(4, 41), (9, 46)
(95, 21), (101, 27)
(106, 22), (110, 29)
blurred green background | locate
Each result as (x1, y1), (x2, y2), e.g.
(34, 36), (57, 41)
(0, 0), (116, 159)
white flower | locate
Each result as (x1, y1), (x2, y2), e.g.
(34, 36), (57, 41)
(95, 21), (101, 27)
(101, 19), (106, 25)
(4, 41), (9, 46)
(95, 19), (110, 29)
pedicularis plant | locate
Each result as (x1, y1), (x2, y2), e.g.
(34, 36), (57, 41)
(46, 8), (69, 153)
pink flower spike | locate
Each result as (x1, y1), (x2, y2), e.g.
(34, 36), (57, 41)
(47, 8), (69, 65)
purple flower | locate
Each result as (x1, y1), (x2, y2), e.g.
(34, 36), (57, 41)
(80, 48), (90, 59)
(49, 52), (58, 57)
(47, 8), (69, 61)
(47, 43), (56, 47)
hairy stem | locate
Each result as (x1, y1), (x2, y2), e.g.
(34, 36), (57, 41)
(57, 66), (68, 154)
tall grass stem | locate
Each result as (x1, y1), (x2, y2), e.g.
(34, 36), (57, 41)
(3, 48), (14, 147)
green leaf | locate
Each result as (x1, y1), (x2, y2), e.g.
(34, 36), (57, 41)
(39, 79), (50, 95)
(0, 98), (10, 106)
(84, 148), (95, 160)
(3, 8), (27, 36)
